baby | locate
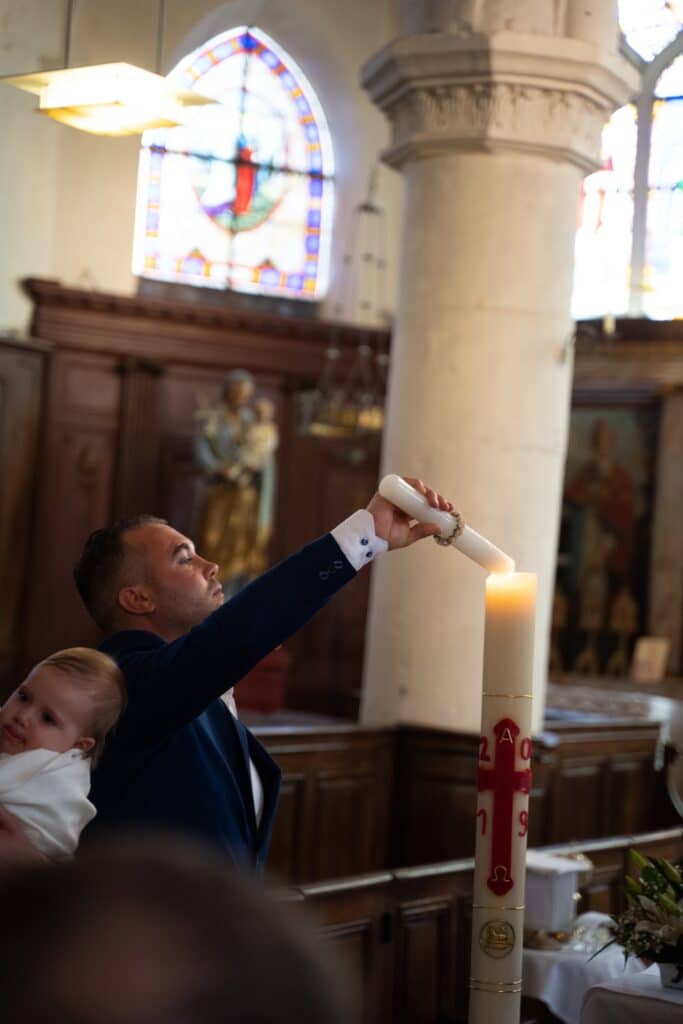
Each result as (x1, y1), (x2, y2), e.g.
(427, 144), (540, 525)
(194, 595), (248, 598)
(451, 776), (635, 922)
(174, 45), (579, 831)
(0, 647), (125, 859)
(241, 396), (279, 472)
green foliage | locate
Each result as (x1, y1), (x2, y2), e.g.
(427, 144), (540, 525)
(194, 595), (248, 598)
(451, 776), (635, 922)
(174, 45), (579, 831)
(609, 850), (683, 969)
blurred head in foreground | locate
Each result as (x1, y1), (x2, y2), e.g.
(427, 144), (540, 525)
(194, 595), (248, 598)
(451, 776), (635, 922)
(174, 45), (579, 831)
(0, 836), (356, 1024)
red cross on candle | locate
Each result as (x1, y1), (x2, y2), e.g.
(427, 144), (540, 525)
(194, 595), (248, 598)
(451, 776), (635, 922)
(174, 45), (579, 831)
(477, 717), (532, 896)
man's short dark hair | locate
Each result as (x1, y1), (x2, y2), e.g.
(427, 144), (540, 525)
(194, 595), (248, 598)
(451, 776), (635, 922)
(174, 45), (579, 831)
(74, 515), (167, 632)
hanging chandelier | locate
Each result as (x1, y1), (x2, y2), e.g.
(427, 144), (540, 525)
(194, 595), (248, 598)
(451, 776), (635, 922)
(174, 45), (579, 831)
(1, 1), (213, 136)
(299, 170), (390, 442)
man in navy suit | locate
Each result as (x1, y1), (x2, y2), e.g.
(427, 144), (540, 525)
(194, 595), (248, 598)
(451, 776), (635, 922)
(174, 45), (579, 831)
(0, 479), (452, 870)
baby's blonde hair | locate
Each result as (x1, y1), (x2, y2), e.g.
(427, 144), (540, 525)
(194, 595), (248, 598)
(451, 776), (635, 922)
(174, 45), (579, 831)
(40, 647), (126, 766)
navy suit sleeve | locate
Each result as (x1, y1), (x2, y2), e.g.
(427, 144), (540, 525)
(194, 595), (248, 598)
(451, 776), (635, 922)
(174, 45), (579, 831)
(115, 533), (356, 747)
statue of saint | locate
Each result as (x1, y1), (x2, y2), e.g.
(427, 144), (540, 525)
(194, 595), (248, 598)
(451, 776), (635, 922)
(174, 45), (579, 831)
(194, 370), (279, 595)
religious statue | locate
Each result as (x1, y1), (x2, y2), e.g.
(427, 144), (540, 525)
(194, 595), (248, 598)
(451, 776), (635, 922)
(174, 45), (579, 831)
(194, 370), (279, 596)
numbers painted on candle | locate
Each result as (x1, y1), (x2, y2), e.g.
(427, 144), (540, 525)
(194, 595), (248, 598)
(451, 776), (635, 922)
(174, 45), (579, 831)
(520, 737), (532, 761)
(518, 810), (529, 838)
(477, 808), (487, 836)
(479, 736), (491, 762)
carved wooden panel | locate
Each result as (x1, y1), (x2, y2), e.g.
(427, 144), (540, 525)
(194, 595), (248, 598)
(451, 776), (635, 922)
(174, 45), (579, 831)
(294, 830), (683, 1024)
(606, 752), (656, 835)
(266, 774), (306, 885)
(552, 758), (605, 842)
(311, 773), (382, 880)
(21, 351), (121, 669)
(0, 341), (47, 693)
(261, 729), (394, 885)
(300, 877), (393, 1024)
(576, 848), (624, 916)
(394, 900), (457, 1024)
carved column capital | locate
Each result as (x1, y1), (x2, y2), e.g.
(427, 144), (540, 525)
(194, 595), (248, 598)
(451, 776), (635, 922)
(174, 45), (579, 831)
(363, 33), (639, 172)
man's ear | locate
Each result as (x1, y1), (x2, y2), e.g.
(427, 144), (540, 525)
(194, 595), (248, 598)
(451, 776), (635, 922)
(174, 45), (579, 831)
(75, 736), (96, 753)
(117, 584), (155, 617)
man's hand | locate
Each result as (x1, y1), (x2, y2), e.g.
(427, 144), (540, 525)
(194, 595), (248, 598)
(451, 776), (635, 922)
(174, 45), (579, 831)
(0, 805), (47, 868)
(367, 477), (454, 550)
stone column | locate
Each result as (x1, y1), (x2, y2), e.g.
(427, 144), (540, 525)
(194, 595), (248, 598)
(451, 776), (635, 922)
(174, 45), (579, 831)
(361, 1), (637, 733)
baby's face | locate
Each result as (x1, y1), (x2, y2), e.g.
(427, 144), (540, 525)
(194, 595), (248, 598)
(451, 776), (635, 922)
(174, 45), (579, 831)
(254, 400), (274, 423)
(0, 665), (95, 756)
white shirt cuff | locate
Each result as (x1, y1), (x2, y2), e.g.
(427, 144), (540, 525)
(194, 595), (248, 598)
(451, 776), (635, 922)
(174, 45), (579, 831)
(331, 509), (389, 572)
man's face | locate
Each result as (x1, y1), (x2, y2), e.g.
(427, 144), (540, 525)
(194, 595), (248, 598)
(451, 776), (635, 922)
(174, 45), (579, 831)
(0, 665), (95, 755)
(123, 524), (224, 639)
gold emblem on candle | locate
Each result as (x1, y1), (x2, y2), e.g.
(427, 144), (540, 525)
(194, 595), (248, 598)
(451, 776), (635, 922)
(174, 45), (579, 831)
(479, 920), (515, 958)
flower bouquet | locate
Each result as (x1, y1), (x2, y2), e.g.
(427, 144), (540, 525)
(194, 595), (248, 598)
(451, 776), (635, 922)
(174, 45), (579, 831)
(601, 849), (683, 988)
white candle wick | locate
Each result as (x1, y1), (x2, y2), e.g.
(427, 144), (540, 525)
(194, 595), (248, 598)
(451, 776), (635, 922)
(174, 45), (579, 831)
(378, 474), (515, 576)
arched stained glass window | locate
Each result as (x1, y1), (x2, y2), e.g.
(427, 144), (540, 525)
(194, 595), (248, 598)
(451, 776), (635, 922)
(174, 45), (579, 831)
(644, 56), (683, 317)
(619, 0), (683, 61)
(572, 106), (637, 320)
(132, 27), (335, 300)
(571, 4), (683, 320)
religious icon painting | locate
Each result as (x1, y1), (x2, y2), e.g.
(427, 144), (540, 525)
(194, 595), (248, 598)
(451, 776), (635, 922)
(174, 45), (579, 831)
(555, 402), (659, 677)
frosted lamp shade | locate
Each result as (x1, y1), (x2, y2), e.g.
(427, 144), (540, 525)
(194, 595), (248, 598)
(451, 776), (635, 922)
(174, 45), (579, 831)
(1, 63), (213, 136)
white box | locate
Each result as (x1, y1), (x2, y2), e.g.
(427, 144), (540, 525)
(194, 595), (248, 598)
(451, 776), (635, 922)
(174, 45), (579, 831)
(525, 851), (592, 933)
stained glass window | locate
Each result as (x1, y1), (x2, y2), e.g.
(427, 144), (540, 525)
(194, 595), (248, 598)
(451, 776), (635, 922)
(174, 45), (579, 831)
(618, 0), (683, 61)
(572, 10), (683, 321)
(571, 105), (637, 320)
(643, 57), (683, 317)
(133, 26), (334, 301)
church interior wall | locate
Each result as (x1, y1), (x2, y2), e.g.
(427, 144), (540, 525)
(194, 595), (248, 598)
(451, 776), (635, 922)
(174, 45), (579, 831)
(0, 0), (404, 330)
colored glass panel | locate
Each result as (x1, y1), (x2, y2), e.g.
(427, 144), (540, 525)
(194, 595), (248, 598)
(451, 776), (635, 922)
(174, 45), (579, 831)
(133, 26), (334, 300)
(656, 53), (683, 97)
(571, 105), (637, 320)
(618, 0), (683, 61)
(643, 90), (683, 317)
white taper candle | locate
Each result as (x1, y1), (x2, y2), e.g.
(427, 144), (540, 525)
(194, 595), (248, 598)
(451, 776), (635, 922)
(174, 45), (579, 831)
(378, 474), (515, 575)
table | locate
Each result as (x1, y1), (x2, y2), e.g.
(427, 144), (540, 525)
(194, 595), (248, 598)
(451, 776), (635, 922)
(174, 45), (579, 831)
(523, 944), (645, 1024)
(580, 963), (683, 1024)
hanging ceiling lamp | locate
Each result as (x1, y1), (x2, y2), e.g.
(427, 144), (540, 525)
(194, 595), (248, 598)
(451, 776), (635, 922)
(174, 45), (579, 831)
(1, 1), (213, 136)
(298, 169), (390, 443)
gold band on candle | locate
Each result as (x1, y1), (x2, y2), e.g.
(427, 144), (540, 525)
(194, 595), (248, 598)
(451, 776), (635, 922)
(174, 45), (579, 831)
(481, 692), (533, 699)
(472, 905), (525, 911)
(469, 978), (522, 993)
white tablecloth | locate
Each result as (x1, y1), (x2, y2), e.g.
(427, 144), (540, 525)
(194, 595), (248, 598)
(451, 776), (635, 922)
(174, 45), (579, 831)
(580, 963), (683, 1024)
(523, 945), (646, 1024)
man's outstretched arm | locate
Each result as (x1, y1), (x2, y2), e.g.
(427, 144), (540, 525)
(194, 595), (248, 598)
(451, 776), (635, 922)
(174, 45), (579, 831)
(113, 479), (452, 746)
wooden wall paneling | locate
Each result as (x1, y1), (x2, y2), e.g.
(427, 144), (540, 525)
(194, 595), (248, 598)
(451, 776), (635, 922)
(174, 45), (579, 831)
(606, 751), (657, 836)
(393, 866), (472, 1024)
(550, 756), (606, 843)
(298, 874), (394, 1024)
(306, 734), (393, 882)
(575, 845), (624, 915)
(294, 830), (683, 1024)
(281, 439), (380, 714)
(266, 772), (307, 885)
(22, 350), (122, 669)
(113, 357), (164, 519)
(259, 721), (670, 881)
(0, 339), (48, 694)
(527, 743), (556, 849)
(394, 728), (480, 865)
(547, 725), (661, 844)
(262, 728), (394, 885)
